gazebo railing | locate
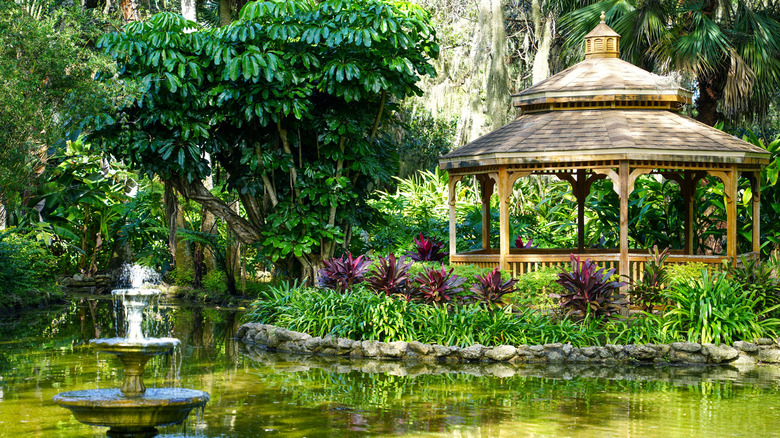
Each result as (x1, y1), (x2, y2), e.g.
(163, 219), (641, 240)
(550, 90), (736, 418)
(450, 249), (759, 281)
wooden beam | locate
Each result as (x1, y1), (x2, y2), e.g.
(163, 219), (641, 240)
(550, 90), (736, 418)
(448, 174), (463, 258)
(709, 168), (738, 264)
(619, 161), (630, 284)
(476, 175), (495, 250)
(497, 167), (509, 271)
(748, 172), (761, 253)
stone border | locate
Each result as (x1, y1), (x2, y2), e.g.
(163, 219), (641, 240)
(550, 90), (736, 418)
(237, 323), (780, 366)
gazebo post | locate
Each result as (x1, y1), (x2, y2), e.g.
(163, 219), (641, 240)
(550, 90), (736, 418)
(497, 167), (510, 271)
(576, 169), (586, 252)
(751, 172), (761, 254)
(477, 175), (495, 250)
(726, 168), (738, 264)
(683, 170), (695, 255)
(448, 174), (463, 258)
(619, 161), (630, 282)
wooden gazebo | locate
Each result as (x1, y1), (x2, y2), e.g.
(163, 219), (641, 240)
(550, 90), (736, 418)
(439, 14), (770, 281)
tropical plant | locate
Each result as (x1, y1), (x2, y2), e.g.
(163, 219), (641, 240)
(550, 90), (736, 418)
(466, 267), (518, 312)
(412, 265), (466, 304)
(90, 2), (439, 282)
(560, 0), (780, 126)
(662, 270), (779, 344)
(407, 233), (448, 262)
(552, 254), (627, 318)
(511, 266), (562, 310)
(630, 245), (670, 312)
(726, 256), (780, 315)
(365, 253), (413, 297)
(318, 253), (372, 294)
(666, 262), (709, 287)
(515, 236), (537, 249)
(0, 230), (62, 309)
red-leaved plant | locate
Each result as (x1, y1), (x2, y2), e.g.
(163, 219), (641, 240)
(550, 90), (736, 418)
(413, 265), (466, 304)
(552, 254), (627, 318)
(317, 253), (372, 293)
(515, 236), (537, 249)
(366, 253), (413, 297)
(407, 233), (448, 262)
(466, 267), (518, 312)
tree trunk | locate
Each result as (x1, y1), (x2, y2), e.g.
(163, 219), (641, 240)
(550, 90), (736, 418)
(181, 0), (196, 22)
(531, 0), (552, 85)
(0, 201), (6, 230)
(218, 0), (233, 26)
(696, 73), (722, 126)
(120, 0), (140, 22)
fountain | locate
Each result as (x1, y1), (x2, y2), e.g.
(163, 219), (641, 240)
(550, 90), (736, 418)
(54, 267), (209, 437)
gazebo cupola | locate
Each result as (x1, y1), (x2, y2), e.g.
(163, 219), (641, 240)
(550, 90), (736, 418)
(439, 15), (770, 280)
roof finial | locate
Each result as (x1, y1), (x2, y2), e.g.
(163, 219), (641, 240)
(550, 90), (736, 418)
(600, 11), (606, 23)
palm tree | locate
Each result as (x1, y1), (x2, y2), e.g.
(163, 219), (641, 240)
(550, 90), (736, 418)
(557, 0), (780, 126)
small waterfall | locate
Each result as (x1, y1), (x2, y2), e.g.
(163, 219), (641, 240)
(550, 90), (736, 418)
(117, 263), (161, 289)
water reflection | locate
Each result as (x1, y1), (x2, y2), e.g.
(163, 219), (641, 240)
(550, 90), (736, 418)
(1, 299), (780, 437)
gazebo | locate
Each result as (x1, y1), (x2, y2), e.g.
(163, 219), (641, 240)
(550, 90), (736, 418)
(439, 14), (770, 281)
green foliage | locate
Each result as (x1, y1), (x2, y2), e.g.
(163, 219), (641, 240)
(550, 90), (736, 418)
(662, 270), (779, 345)
(246, 283), (604, 346)
(511, 267), (561, 310)
(90, 1), (439, 278)
(666, 262), (709, 287)
(630, 246), (670, 312)
(395, 107), (456, 178)
(603, 313), (679, 345)
(203, 270), (228, 294)
(466, 267), (519, 312)
(0, 230), (63, 309)
(172, 266), (195, 287)
(726, 256), (780, 316)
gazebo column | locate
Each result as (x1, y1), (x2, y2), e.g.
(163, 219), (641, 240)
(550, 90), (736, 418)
(559, 170), (605, 252)
(709, 167), (738, 264)
(447, 174), (464, 258)
(496, 169), (527, 271)
(747, 172), (761, 253)
(619, 161), (630, 282)
(476, 174), (495, 250)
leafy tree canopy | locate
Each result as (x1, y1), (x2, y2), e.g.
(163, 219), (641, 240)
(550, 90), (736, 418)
(90, 0), (439, 279)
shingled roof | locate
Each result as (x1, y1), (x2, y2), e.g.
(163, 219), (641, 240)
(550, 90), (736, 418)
(440, 14), (770, 170)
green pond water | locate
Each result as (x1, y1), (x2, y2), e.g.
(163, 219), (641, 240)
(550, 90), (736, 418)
(2, 296), (780, 437)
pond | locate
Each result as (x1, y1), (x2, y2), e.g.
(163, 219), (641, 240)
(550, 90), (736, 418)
(1, 296), (780, 437)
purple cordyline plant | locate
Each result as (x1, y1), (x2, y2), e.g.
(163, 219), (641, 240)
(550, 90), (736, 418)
(365, 253), (413, 297)
(317, 253), (372, 293)
(552, 254), (627, 318)
(407, 233), (448, 262)
(413, 264), (466, 305)
(467, 267), (518, 312)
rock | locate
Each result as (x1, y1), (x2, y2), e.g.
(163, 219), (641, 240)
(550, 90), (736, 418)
(529, 345), (544, 353)
(702, 344), (739, 363)
(73, 274), (84, 282)
(626, 344), (657, 361)
(458, 344), (485, 361)
(546, 351), (564, 363)
(337, 338), (354, 349)
(562, 344), (574, 356)
(253, 330), (269, 346)
(484, 345), (517, 362)
(379, 341), (408, 358)
(277, 328), (311, 342)
(671, 342), (702, 353)
(755, 337), (775, 346)
(597, 347), (613, 359)
(580, 346), (598, 358)
(758, 349), (780, 363)
(236, 325), (249, 339)
(408, 341), (432, 356)
(305, 337), (322, 352)
(670, 350), (707, 363)
(732, 352), (757, 365)
(431, 344), (451, 357)
(321, 335), (338, 349)
(734, 341), (759, 353)
(361, 340), (381, 357)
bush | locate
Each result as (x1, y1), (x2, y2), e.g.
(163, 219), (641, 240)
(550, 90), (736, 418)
(171, 266), (194, 287)
(511, 267), (561, 310)
(465, 267), (518, 312)
(552, 255), (626, 318)
(666, 262), (709, 287)
(0, 230), (62, 309)
(662, 270), (779, 344)
(630, 246), (670, 312)
(318, 253), (372, 294)
(726, 256), (780, 315)
(202, 270), (228, 294)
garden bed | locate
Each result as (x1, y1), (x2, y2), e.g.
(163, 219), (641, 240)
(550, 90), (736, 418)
(237, 322), (780, 366)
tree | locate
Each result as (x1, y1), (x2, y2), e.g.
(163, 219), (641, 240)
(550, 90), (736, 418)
(90, 1), (439, 280)
(558, 0), (780, 126)
(0, 2), (114, 228)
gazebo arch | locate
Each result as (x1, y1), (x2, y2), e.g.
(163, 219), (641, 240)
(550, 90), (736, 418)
(439, 14), (770, 281)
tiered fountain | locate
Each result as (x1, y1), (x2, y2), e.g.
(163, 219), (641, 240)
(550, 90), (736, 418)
(54, 265), (209, 437)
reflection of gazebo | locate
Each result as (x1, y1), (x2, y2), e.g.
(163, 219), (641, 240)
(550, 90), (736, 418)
(439, 14), (770, 281)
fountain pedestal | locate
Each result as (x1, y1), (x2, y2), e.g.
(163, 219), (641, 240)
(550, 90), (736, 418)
(54, 289), (209, 437)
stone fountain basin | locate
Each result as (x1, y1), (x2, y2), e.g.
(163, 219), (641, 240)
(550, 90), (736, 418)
(53, 388), (209, 429)
(90, 337), (180, 355)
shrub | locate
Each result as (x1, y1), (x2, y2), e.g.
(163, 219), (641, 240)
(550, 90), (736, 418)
(466, 267), (518, 312)
(726, 256), (780, 315)
(171, 266), (194, 287)
(552, 254), (626, 318)
(413, 265), (466, 304)
(365, 253), (413, 298)
(407, 233), (447, 262)
(662, 270), (779, 344)
(202, 270), (228, 294)
(317, 253), (372, 293)
(511, 267), (561, 310)
(630, 246), (670, 312)
(0, 230), (61, 309)
(666, 262), (708, 287)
